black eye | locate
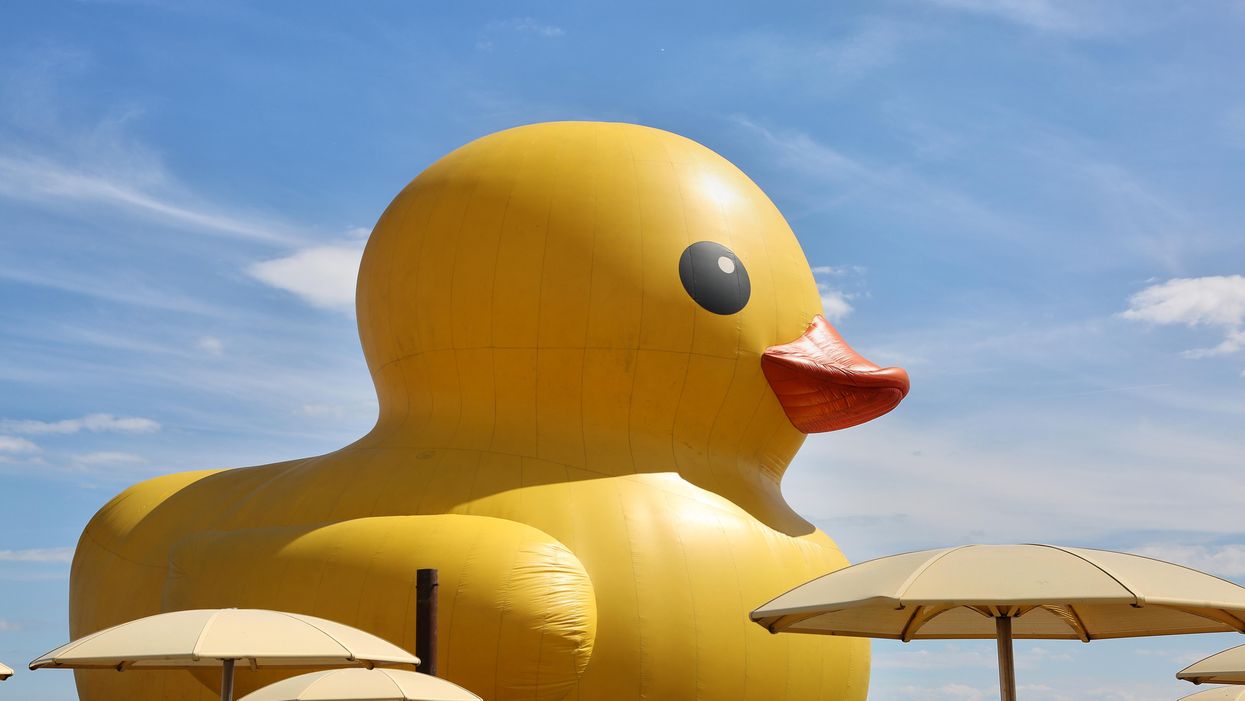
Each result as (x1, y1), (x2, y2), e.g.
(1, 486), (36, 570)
(678, 241), (750, 315)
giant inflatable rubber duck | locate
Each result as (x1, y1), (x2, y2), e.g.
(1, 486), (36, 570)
(70, 122), (909, 701)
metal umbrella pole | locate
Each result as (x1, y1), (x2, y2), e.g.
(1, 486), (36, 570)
(995, 616), (1016, 701)
(221, 658), (236, 701)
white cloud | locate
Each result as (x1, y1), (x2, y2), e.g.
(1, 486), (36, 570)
(1122, 275), (1245, 357)
(0, 413), (160, 435)
(196, 336), (224, 356)
(0, 153), (299, 245)
(789, 407), (1245, 562)
(888, 682), (990, 701)
(299, 403), (360, 420)
(819, 288), (855, 322)
(1128, 543), (1245, 579)
(874, 643), (1069, 672)
(732, 115), (870, 183)
(1184, 329), (1245, 359)
(924, 0), (1084, 33)
(812, 264), (866, 322)
(0, 436), (39, 453)
(71, 451), (145, 466)
(0, 546), (74, 563)
(504, 17), (565, 38)
(0, 263), (229, 317)
(874, 645), (997, 670)
(725, 21), (906, 93)
(248, 242), (365, 312)
(0, 618), (19, 631)
(476, 17), (565, 50)
(812, 265), (866, 276)
(730, 116), (1011, 234)
(1123, 276), (1245, 327)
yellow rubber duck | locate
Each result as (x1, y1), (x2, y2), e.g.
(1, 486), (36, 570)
(69, 122), (909, 701)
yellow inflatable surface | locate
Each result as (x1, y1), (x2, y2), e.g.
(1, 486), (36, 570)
(69, 122), (909, 701)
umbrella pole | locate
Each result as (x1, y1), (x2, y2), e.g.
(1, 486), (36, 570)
(220, 658), (235, 701)
(995, 616), (1016, 701)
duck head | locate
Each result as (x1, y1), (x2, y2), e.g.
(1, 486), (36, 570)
(356, 122), (907, 525)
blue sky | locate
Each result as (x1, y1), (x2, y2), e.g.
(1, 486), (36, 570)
(2, 1), (1244, 700)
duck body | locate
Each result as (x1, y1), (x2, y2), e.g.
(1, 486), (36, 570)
(69, 122), (907, 701)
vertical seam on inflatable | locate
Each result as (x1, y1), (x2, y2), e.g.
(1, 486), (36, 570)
(533, 128), (562, 470)
(623, 127), (642, 477)
(576, 123), (599, 473)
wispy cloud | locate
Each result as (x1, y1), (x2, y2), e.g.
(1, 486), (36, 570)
(0, 546), (73, 563)
(0, 436), (40, 453)
(248, 241), (365, 312)
(886, 682), (991, 701)
(875, 644), (1070, 671)
(0, 52), (304, 250)
(476, 17), (565, 50)
(1128, 543), (1245, 579)
(0, 263), (229, 316)
(501, 17), (565, 38)
(724, 20), (907, 92)
(923, 0), (1086, 34)
(0, 153), (301, 245)
(196, 336), (225, 356)
(811, 265), (866, 322)
(731, 115), (872, 184)
(71, 451), (145, 466)
(1062, 159), (1215, 273)
(792, 408), (1245, 561)
(0, 413), (160, 435)
(874, 646), (997, 670)
(1122, 276), (1245, 357)
(730, 116), (1012, 235)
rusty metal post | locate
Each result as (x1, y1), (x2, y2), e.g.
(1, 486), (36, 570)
(416, 568), (439, 676)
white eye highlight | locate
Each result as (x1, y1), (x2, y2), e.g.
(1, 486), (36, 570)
(717, 256), (736, 274)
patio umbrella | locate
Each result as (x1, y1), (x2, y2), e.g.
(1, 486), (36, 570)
(1180, 688), (1245, 701)
(751, 544), (1245, 701)
(237, 668), (480, 701)
(0, 662), (11, 680)
(1180, 643), (1245, 685)
(30, 608), (420, 701)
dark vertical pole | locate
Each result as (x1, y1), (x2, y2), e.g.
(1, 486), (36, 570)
(416, 568), (439, 676)
(220, 658), (236, 701)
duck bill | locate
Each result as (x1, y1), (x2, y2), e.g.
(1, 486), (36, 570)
(762, 315), (910, 433)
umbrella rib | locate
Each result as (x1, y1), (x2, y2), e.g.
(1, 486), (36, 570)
(1037, 545), (1145, 605)
(380, 668), (403, 695)
(31, 615), (151, 668)
(304, 673), (334, 696)
(1210, 607), (1245, 632)
(1055, 603), (1091, 642)
(191, 609), (224, 661)
(892, 546), (971, 600)
(900, 604), (958, 641)
(272, 611), (355, 660)
(898, 605), (924, 642)
(1164, 605), (1245, 633)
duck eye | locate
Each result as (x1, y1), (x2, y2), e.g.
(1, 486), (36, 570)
(678, 241), (750, 315)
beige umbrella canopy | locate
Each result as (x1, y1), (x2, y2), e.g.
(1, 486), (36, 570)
(30, 609), (420, 701)
(0, 662), (12, 680)
(1180, 688), (1245, 701)
(237, 669), (480, 701)
(1180, 644), (1245, 685)
(751, 544), (1245, 701)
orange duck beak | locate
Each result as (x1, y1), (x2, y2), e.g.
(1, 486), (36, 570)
(762, 315), (910, 433)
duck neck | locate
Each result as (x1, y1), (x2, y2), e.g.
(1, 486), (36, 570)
(361, 351), (814, 533)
